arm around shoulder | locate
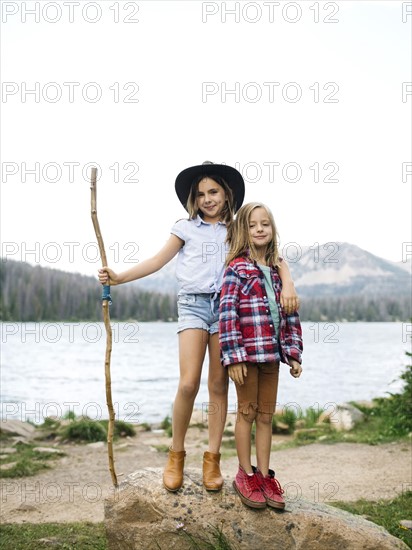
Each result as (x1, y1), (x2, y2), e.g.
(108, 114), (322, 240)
(277, 258), (300, 313)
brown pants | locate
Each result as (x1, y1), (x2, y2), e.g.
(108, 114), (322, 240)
(235, 362), (280, 424)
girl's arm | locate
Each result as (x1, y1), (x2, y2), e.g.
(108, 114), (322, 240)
(278, 259), (300, 313)
(283, 310), (303, 366)
(98, 234), (184, 285)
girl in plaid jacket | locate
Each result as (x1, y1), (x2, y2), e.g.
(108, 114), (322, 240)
(219, 202), (303, 509)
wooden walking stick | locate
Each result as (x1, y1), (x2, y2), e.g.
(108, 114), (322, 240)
(90, 167), (118, 487)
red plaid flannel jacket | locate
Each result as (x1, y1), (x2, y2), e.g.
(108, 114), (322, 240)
(219, 257), (303, 367)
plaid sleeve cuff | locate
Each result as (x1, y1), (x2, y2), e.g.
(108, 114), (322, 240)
(221, 348), (248, 368)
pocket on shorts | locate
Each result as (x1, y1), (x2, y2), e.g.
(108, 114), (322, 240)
(177, 294), (196, 306)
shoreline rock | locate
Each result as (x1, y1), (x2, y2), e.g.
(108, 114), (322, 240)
(104, 468), (408, 550)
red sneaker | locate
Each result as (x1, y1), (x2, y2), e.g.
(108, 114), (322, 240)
(254, 467), (285, 509)
(233, 465), (266, 509)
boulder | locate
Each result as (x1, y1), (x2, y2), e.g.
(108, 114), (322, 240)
(0, 420), (36, 439)
(104, 468), (407, 550)
(318, 403), (365, 431)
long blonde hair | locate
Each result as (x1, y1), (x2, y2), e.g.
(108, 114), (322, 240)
(226, 202), (280, 266)
(186, 175), (235, 228)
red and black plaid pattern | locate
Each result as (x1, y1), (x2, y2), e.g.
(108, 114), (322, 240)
(219, 257), (303, 368)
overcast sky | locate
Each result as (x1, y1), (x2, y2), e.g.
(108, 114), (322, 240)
(1, 0), (411, 277)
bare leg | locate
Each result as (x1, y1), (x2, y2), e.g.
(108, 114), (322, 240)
(206, 333), (228, 454)
(171, 329), (208, 452)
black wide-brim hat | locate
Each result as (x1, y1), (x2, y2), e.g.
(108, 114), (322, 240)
(175, 161), (245, 213)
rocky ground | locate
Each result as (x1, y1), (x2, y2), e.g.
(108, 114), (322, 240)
(1, 420), (411, 524)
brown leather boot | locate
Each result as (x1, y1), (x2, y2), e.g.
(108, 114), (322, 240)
(203, 451), (223, 491)
(163, 447), (186, 492)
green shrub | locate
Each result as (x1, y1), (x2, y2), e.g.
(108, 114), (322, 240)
(374, 352), (411, 433)
(61, 417), (136, 443)
(160, 415), (172, 437)
(303, 406), (323, 428)
(63, 410), (76, 421)
(359, 351), (412, 439)
(62, 419), (107, 442)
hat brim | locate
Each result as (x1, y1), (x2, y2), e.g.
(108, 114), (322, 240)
(175, 163), (245, 213)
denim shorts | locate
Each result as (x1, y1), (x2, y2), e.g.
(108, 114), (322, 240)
(177, 293), (220, 334)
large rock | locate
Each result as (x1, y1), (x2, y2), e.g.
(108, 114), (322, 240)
(0, 419), (36, 439)
(318, 403), (365, 431)
(104, 468), (407, 550)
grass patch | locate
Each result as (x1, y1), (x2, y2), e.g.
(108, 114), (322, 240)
(323, 412), (411, 445)
(38, 413), (138, 443)
(331, 491), (412, 549)
(160, 415), (172, 438)
(0, 443), (65, 479)
(0, 522), (107, 549)
(154, 444), (170, 453)
(274, 418), (411, 447)
(272, 405), (323, 435)
(61, 419), (107, 442)
(0, 414), (136, 479)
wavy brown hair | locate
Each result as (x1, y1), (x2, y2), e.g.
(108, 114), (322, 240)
(226, 202), (280, 267)
(186, 175), (235, 228)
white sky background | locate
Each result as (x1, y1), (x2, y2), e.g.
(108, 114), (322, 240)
(1, 0), (411, 277)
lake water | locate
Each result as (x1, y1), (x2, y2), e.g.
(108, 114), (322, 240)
(0, 322), (409, 425)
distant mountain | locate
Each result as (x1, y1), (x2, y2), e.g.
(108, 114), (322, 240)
(129, 259), (178, 294)
(393, 259), (412, 274)
(287, 242), (411, 297)
(133, 242), (411, 298)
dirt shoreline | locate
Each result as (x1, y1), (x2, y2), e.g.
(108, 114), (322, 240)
(1, 425), (411, 524)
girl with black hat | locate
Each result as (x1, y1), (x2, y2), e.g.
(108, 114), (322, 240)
(98, 162), (299, 493)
